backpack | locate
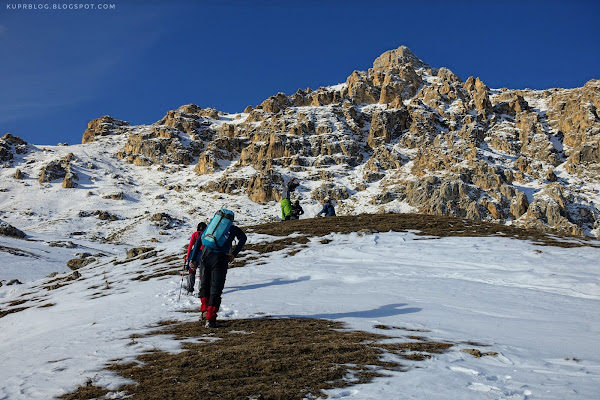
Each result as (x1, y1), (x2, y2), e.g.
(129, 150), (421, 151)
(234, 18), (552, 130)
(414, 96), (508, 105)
(202, 209), (234, 250)
(281, 198), (292, 220)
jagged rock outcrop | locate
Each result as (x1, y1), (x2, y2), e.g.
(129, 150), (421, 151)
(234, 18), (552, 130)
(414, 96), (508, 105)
(116, 105), (211, 166)
(0, 134), (28, 163)
(39, 153), (78, 186)
(81, 116), (130, 144)
(520, 184), (598, 236)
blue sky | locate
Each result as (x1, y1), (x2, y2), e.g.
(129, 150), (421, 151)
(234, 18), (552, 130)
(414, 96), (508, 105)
(1, 0), (599, 145)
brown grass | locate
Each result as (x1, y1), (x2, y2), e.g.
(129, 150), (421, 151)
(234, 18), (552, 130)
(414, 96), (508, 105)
(59, 317), (453, 400)
(244, 213), (596, 248)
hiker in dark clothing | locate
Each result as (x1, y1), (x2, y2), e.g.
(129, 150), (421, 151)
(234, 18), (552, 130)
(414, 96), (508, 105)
(283, 178), (300, 200)
(184, 222), (207, 294)
(281, 178), (300, 221)
(315, 198), (336, 217)
(290, 199), (304, 220)
(191, 224), (247, 328)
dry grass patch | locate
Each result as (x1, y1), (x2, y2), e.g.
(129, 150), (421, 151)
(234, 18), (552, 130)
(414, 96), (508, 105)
(0, 306), (29, 319)
(60, 317), (453, 400)
(246, 213), (597, 248)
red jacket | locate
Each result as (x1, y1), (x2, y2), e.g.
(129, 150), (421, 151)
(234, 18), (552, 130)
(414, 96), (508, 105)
(186, 231), (201, 260)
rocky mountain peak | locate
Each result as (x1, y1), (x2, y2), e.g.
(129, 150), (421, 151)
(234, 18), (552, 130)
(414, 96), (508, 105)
(372, 45), (427, 71)
(62, 45), (600, 238)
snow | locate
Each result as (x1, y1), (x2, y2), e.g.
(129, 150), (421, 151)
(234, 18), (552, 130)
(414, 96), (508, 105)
(2, 118), (600, 399)
(328, 83), (347, 92)
(2, 229), (600, 399)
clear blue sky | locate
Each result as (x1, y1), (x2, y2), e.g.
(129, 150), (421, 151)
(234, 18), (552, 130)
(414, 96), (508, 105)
(1, 0), (599, 145)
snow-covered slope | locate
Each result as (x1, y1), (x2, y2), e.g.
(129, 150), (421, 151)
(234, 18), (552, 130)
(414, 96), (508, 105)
(1, 44), (600, 399)
(1, 229), (599, 399)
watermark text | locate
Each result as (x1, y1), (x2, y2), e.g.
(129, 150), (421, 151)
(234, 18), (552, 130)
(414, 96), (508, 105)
(6, 3), (116, 11)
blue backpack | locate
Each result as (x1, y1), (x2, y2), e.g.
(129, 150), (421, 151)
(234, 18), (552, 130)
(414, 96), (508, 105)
(202, 209), (234, 250)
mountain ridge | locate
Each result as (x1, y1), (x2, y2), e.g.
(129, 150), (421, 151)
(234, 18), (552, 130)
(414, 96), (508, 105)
(1, 45), (599, 240)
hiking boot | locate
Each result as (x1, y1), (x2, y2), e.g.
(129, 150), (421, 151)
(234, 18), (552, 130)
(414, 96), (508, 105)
(200, 311), (207, 321)
(205, 320), (219, 329)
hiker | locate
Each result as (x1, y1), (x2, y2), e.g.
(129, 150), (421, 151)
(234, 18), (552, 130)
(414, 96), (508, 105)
(280, 178), (300, 221)
(290, 199), (304, 220)
(315, 198), (336, 217)
(184, 222), (207, 294)
(190, 210), (247, 328)
(283, 178), (300, 200)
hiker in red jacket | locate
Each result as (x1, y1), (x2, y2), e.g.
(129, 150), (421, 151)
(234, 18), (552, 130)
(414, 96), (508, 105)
(183, 222), (207, 295)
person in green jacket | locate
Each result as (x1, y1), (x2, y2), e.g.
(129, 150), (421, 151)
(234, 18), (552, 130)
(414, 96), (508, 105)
(280, 178), (299, 221)
(281, 198), (293, 220)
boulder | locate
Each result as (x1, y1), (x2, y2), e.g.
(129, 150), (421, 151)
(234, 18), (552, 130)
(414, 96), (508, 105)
(0, 220), (26, 238)
(67, 256), (96, 270)
(126, 247), (156, 260)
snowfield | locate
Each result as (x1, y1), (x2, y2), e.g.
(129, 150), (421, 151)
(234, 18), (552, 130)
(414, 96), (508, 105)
(1, 131), (600, 399)
(1, 228), (600, 399)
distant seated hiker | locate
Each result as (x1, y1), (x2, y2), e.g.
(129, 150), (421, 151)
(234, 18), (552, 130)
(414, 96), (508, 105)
(184, 222), (207, 295)
(315, 198), (336, 217)
(193, 210), (247, 328)
(290, 199), (304, 220)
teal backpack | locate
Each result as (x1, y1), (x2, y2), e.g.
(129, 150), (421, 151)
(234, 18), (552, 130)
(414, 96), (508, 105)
(202, 209), (234, 250)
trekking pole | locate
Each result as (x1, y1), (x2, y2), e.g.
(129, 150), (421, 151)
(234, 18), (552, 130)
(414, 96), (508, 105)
(177, 259), (186, 302)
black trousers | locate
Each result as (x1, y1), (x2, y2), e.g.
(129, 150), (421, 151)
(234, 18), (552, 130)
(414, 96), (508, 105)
(199, 251), (229, 309)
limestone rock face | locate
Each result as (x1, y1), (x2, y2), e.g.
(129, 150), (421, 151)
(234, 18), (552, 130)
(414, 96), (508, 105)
(367, 108), (410, 148)
(79, 46), (600, 236)
(521, 184), (594, 236)
(156, 104), (218, 137)
(117, 131), (196, 166)
(247, 170), (284, 203)
(548, 80), (600, 150)
(81, 116), (130, 144)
